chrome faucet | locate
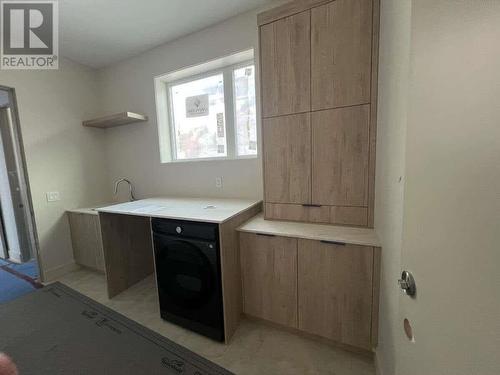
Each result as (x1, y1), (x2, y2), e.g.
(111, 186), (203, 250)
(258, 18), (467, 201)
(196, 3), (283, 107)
(113, 178), (136, 201)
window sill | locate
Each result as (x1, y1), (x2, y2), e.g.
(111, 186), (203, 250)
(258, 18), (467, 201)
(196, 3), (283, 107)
(160, 155), (258, 164)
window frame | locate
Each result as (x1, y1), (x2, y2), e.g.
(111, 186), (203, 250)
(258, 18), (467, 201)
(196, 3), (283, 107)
(164, 59), (257, 163)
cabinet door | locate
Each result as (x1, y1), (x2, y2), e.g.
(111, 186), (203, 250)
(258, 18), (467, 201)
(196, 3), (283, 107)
(312, 105), (370, 207)
(260, 10), (310, 117)
(240, 233), (297, 328)
(311, 0), (373, 110)
(298, 239), (374, 349)
(264, 113), (311, 204)
(68, 212), (100, 270)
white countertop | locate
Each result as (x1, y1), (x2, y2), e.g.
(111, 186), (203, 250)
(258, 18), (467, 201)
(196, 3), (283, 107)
(238, 214), (381, 247)
(94, 197), (262, 224)
(67, 203), (115, 216)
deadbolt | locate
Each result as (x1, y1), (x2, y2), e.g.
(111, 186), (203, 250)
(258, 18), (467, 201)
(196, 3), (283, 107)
(398, 270), (416, 296)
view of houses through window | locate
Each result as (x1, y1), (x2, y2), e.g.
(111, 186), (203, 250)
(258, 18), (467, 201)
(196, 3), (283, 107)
(167, 62), (257, 161)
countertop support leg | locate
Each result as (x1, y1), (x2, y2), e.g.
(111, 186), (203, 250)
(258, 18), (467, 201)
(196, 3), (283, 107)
(99, 213), (154, 298)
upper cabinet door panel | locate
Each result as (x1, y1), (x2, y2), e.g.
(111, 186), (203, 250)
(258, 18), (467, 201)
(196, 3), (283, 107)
(264, 113), (311, 204)
(260, 11), (311, 117)
(312, 105), (370, 207)
(311, 0), (373, 110)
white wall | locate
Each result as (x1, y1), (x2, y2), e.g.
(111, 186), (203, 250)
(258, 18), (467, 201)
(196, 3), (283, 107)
(374, 0), (411, 374)
(96, 6), (279, 201)
(0, 59), (110, 279)
(397, 1), (500, 374)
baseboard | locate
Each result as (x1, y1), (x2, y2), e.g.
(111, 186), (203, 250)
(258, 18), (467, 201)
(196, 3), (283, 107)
(7, 252), (22, 263)
(43, 262), (80, 282)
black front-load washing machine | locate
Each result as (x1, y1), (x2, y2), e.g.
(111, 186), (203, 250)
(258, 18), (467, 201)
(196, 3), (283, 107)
(151, 218), (224, 342)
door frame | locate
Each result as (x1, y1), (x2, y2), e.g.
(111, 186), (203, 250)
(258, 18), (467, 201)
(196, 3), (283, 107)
(0, 202), (9, 259)
(0, 85), (43, 281)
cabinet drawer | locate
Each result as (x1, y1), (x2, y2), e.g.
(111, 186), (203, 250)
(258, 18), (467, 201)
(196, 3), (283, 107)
(298, 239), (374, 349)
(240, 232), (298, 328)
(265, 203), (368, 227)
(330, 206), (368, 226)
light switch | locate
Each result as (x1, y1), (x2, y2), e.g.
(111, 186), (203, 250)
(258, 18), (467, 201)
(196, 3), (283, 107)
(46, 191), (60, 202)
(215, 177), (223, 189)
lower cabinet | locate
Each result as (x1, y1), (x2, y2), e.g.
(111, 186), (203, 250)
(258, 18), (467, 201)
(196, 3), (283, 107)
(240, 232), (298, 328)
(67, 212), (105, 273)
(239, 232), (379, 350)
(298, 239), (374, 349)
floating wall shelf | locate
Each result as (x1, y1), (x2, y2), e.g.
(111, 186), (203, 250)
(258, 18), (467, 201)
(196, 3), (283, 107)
(83, 112), (148, 129)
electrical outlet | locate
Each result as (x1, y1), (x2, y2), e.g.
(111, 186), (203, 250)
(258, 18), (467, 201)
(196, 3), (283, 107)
(215, 177), (223, 189)
(46, 191), (60, 202)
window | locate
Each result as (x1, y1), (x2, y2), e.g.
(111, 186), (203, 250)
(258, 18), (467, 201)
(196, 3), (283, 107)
(233, 65), (257, 156)
(156, 51), (257, 163)
(169, 73), (227, 159)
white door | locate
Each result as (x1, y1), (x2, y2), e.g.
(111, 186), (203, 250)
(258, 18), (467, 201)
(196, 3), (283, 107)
(397, 1), (500, 374)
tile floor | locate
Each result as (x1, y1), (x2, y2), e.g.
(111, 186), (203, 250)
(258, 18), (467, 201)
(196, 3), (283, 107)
(57, 268), (375, 375)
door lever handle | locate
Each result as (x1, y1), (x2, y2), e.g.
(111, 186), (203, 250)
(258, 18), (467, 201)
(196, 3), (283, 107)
(398, 270), (416, 296)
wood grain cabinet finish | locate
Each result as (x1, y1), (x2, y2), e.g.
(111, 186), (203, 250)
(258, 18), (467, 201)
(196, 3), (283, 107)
(297, 239), (374, 349)
(68, 212), (105, 272)
(265, 203), (368, 227)
(311, 0), (373, 110)
(240, 232), (298, 328)
(258, 0), (379, 227)
(264, 113), (311, 204)
(260, 10), (311, 118)
(312, 105), (370, 207)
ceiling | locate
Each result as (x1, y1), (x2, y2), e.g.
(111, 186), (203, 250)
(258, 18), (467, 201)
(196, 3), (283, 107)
(59, 0), (271, 69)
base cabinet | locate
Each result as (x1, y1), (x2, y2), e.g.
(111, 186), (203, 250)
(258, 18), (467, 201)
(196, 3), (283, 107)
(239, 231), (380, 350)
(298, 239), (374, 349)
(240, 232), (298, 328)
(68, 212), (105, 272)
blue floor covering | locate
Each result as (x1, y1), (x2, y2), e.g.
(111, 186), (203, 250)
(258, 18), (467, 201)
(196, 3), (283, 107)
(0, 259), (41, 304)
(2, 259), (39, 278)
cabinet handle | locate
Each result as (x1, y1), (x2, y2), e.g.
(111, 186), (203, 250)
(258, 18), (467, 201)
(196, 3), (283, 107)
(256, 233), (276, 237)
(320, 240), (346, 246)
(302, 204), (322, 208)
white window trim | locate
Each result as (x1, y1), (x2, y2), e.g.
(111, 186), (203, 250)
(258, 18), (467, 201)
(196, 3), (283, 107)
(154, 49), (257, 164)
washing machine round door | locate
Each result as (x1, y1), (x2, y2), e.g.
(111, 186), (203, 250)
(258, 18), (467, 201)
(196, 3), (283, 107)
(154, 236), (215, 309)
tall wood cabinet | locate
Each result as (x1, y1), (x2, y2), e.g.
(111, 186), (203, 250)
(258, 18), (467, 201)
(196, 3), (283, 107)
(259, 0), (379, 227)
